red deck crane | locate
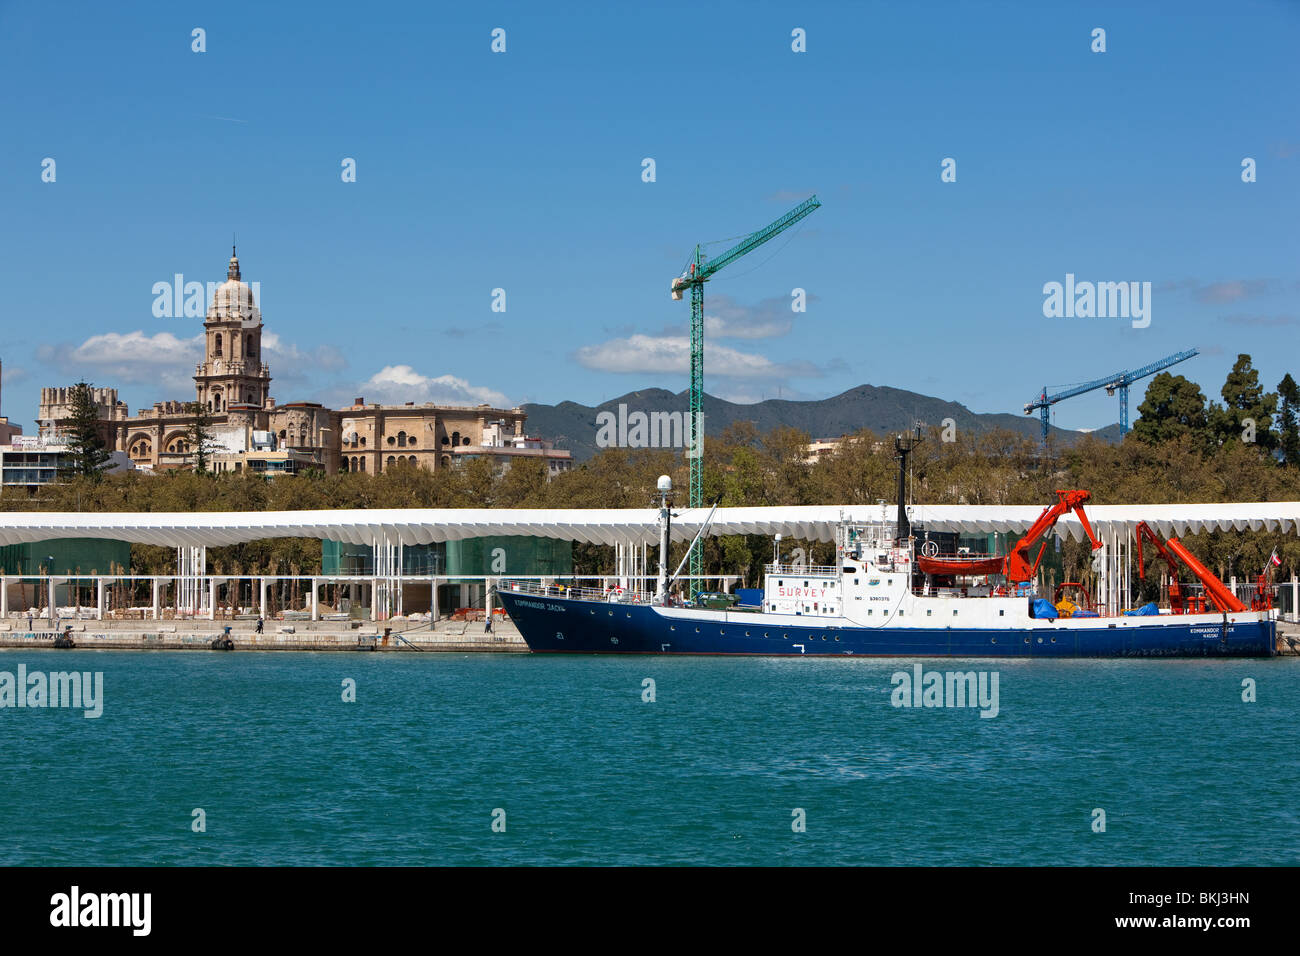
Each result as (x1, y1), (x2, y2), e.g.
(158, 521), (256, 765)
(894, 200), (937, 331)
(1134, 521), (1245, 613)
(917, 489), (1103, 584)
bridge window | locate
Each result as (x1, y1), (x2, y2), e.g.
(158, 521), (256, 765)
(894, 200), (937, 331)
(214, 333), (223, 356)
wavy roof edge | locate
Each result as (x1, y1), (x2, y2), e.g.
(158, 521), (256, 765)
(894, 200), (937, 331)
(0, 503), (1297, 548)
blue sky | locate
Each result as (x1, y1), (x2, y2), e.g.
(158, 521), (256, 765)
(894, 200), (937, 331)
(2, 0), (1297, 435)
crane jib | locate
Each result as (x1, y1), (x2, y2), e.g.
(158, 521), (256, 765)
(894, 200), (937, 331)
(694, 196), (821, 281)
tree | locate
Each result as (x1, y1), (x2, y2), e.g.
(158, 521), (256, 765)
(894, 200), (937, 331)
(62, 382), (111, 481)
(1130, 373), (1209, 447)
(1277, 373), (1300, 466)
(1209, 354), (1278, 452)
(184, 402), (220, 474)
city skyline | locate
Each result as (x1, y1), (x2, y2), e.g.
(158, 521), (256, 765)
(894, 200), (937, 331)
(3, 0), (1296, 437)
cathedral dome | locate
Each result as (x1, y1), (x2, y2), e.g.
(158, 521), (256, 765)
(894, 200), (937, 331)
(207, 248), (262, 325)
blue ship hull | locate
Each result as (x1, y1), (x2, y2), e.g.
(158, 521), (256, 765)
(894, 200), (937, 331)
(498, 591), (1277, 658)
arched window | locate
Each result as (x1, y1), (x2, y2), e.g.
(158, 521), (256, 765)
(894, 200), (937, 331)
(247, 340), (256, 359)
(359, 457), (366, 472)
(440, 455), (450, 468)
(387, 456), (396, 467)
(397, 431), (406, 447)
(452, 431), (460, 446)
(214, 333), (223, 357)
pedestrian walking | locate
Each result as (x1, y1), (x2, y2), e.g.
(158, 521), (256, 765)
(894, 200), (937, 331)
(255, 617), (264, 634)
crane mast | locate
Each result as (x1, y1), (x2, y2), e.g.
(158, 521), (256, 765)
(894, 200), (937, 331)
(671, 195), (821, 589)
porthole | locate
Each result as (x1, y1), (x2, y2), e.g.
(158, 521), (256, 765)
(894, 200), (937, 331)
(764, 632), (770, 638)
(783, 633), (789, 640)
(695, 627), (700, 633)
(745, 631), (750, 637)
(670, 625), (675, 631)
(835, 635), (840, 641)
(991, 637), (997, 644)
(1051, 636), (1057, 643)
(1024, 636), (1030, 643)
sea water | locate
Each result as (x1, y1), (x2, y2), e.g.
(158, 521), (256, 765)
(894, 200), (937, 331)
(1, 650), (1295, 866)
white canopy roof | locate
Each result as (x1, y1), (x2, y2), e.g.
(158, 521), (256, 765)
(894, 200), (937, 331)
(0, 502), (1296, 548)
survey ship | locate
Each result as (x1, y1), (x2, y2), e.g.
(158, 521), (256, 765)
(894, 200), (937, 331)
(497, 452), (1277, 658)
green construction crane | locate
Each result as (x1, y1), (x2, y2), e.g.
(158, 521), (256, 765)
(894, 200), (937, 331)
(670, 194), (821, 589)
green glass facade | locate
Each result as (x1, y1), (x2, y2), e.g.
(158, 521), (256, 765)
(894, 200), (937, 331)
(321, 536), (572, 581)
(0, 538), (132, 576)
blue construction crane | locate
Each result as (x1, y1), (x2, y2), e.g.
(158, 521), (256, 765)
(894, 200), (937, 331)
(1024, 348), (1200, 442)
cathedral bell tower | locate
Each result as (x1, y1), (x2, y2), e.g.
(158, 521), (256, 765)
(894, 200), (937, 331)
(194, 246), (272, 413)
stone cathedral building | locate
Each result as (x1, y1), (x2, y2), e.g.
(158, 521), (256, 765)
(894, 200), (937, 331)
(38, 249), (571, 477)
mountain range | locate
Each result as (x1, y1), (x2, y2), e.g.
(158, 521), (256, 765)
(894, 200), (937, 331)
(522, 385), (1122, 461)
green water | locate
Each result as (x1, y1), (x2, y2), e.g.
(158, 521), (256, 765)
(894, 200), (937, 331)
(1, 650), (1296, 865)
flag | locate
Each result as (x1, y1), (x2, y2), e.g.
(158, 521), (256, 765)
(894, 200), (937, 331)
(1269, 549), (1281, 568)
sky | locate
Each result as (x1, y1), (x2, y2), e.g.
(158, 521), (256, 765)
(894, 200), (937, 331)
(1, 0), (1297, 436)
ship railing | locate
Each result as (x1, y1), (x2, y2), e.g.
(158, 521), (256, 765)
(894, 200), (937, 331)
(764, 563), (841, 577)
(499, 579), (657, 605)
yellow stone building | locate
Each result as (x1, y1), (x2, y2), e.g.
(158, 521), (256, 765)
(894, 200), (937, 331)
(37, 250), (570, 477)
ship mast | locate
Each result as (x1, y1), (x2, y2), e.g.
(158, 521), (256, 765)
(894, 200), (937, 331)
(893, 424), (923, 546)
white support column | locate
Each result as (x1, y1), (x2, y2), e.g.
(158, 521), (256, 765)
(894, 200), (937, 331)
(259, 576), (268, 619)
(48, 576), (57, 627)
(152, 577), (161, 620)
(97, 577), (106, 621)
(431, 576), (439, 624)
(310, 577), (319, 622)
(1292, 572), (1298, 623)
(0, 576), (7, 619)
(370, 579), (378, 622)
(208, 578), (217, 621)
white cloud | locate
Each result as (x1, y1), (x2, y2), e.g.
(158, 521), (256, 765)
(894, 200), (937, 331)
(261, 331), (346, 371)
(36, 330), (204, 390)
(702, 293), (799, 340)
(36, 329), (349, 399)
(574, 334), (821, 381)
(350, 365), (511, 407)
